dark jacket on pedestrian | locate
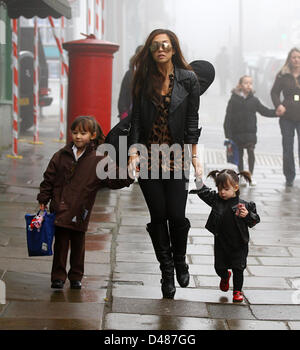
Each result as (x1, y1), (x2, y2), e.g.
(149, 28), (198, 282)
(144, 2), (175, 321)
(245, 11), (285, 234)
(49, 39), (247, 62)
(37, 142), (132, 232)
(190, 183), (260, 244)
(118, 68), (133, 119)
(129, 66), (201, 146)
(271, 68), (300, 122)
(224, 90), (276, 146)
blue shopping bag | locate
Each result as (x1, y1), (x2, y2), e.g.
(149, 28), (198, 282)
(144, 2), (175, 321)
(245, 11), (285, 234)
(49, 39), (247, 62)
(224, 139), (239, 166)
(25, 210), (55, 256)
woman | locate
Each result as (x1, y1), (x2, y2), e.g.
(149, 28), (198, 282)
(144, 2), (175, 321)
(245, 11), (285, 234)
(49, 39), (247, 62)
(271, 48), (300, 187)
(117, 45), (143, 120)
(128, 29), (202, 299)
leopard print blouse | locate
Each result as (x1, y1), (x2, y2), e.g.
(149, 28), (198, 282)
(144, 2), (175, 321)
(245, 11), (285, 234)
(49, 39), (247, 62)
(144, 73), (187, 176)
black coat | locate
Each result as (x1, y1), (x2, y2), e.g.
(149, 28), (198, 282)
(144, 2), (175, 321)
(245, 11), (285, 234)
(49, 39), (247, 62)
(129, 67), (201, 146)
(224, 91), (276, 146)
(118, 69), (133, 117)
(271, 72), (300, 122)
(190, 184), (260, 244)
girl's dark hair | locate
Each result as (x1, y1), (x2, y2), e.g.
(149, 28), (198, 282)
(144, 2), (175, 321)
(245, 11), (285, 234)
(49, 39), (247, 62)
(207, 169), (252, 195)
(70, 116), (105, 148)
(132, 28), (191, 104)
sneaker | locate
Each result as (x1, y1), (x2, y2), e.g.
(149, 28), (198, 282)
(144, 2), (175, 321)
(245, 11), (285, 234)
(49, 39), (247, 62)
(233, 290), (244, 302)
(219, 270), (231, 292)
(239, 178), (247, 187)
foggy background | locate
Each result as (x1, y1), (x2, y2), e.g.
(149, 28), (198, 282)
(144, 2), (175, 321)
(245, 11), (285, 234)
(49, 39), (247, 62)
(44, 0), (300, 154)
(105, 0), (300, 154)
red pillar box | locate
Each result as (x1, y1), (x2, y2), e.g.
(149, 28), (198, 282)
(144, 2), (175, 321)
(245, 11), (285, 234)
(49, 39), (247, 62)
(63, 34), (119, 141)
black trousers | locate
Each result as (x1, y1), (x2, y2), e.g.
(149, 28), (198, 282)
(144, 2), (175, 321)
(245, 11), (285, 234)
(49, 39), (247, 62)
(237, 144), (255, 174)
(279, 118), (300, 183)
(215, 268), (244, 291)
(138, 178), (188, 226)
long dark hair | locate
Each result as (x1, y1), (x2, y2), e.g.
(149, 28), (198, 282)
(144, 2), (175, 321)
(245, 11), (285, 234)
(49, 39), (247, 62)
(70, 116), (105, 148)
(132, 29), (191, 104)
(207, 169), (252, 196)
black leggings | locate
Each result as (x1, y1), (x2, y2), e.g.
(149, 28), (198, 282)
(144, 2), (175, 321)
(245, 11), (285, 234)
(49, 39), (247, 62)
(216, 268), (244, 291)
(139, 178), (188, 226)
(237, 144), (255, 174)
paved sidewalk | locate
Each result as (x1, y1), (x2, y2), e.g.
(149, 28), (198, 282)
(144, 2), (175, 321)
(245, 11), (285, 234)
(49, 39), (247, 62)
(1, 116), (300, 330)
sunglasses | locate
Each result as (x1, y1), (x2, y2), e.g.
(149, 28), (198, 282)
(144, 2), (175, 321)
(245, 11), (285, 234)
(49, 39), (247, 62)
(149, 41), (173, 53)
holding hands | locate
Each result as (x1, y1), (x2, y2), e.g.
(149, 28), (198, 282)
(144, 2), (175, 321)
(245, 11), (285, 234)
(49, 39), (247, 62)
(276, 104), (286, 117)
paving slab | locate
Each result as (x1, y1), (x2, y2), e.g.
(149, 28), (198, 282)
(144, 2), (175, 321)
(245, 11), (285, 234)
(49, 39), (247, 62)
(227, 319), (289, 330)
(250, 305), (300, 321)
(112, 297), (209, 318)
(104, 313), (227, 330)
(0, 318), (101, 330)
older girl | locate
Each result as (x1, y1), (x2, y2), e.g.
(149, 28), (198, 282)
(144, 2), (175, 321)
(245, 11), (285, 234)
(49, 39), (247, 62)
(38, 116), (132, 289)
(224, 75), (277, 186)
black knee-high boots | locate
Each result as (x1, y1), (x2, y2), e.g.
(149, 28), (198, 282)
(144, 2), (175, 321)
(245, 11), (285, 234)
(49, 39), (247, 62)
(146, 219), (191, 298)
(169, 218), (191, 288)
(146, 222), (176, 299)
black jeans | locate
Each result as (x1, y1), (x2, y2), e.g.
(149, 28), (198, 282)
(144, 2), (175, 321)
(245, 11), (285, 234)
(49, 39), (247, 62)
(216, 268), (244, 291)
(139, 178), (188, 226)
(237, 144), (255, 175)
(279, 118), (300, 183)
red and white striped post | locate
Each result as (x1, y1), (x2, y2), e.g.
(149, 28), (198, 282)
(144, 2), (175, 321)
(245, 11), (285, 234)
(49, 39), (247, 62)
(7, 18), (23, 159)
(87, 0), (92, 35)
(48, 16), (69, 75)
(102, 0), (105, 38)
(94, 0), (101, 38)
(59, 17), (65, 141)
(30, 16), (43, 145)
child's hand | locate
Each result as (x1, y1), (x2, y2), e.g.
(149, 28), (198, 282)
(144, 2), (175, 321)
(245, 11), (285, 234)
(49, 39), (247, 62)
(39, 203), (47, 211)
(236, 203), (248, 218)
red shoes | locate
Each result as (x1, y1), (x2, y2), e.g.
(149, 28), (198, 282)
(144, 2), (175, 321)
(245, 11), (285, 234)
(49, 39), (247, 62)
(219, 270), (231, 292)
(219, 271), (244, 302)
(233, 290), (244, 302)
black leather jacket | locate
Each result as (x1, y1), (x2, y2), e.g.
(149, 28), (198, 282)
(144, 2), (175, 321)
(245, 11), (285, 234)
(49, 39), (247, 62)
(190, 184), (260, 244)
(129, 67), (201, 146)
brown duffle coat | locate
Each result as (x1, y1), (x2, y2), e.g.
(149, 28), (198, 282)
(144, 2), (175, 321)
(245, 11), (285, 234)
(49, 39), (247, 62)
(37, 142), (132, 232)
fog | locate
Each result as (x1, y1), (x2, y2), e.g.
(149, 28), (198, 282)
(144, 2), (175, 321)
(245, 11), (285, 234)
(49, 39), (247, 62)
(104, 0), (300, 155)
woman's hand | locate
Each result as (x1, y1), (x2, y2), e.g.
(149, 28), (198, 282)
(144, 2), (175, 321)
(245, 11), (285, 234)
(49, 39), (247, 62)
(128, 154), (140, 179)
(192, 157), (202, 178)
(276, 104), (286, 116)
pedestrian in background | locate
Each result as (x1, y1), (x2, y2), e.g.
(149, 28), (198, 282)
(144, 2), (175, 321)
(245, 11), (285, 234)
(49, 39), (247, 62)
(271, 47), (300, 187)
(224, 75), (277, 186)
(190, 169), (260, 302)
(215, 46), (230, 95)
(128, 29), (202, 299)
(117, 45), (143, 120)
(37, 116), (132, 290)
